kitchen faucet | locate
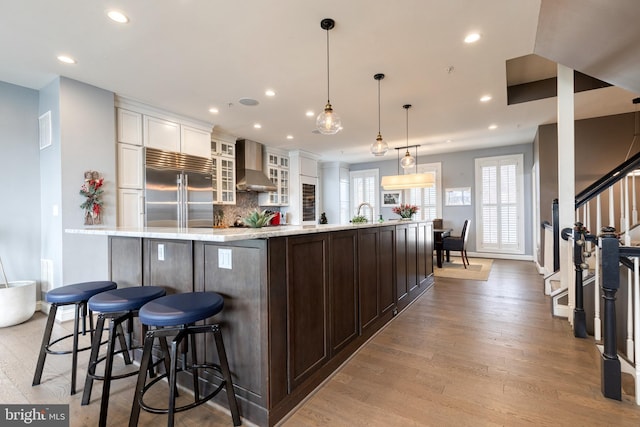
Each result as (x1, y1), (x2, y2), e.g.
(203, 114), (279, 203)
(357, 202), (374, 223)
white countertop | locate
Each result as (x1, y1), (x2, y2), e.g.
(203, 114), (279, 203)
(66, 220), (420, 242)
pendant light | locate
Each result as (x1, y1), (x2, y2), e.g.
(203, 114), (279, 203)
(381, 103), (434, 190)
(370, 73), (389, 156)
(316, 18), (342, 135)
(400, 104), (416, 169)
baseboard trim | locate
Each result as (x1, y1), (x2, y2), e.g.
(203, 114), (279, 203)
(466, 251), (533, 261)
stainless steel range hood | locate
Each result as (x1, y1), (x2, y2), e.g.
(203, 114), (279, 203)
(235, 139), (277, 192)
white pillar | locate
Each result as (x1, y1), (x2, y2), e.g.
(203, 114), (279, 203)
(557, 64), (575, 319)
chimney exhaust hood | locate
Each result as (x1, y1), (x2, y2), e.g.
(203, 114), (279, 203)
(235, 139), (277, 192)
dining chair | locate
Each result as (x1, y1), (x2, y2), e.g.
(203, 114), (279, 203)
(442, 219), (471, 268)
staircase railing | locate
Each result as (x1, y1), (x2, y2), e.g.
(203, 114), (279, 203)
(551, 150), (640, 405)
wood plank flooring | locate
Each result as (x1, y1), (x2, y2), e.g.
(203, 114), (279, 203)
(1, 259), (639, 426)
(280, 260), (640, 426)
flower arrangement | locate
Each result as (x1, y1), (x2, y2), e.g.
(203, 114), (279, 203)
(392, 203), (419, 219)
(80, 171), (104, 225)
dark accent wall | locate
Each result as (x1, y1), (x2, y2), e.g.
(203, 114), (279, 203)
(538, 111), (638, 264)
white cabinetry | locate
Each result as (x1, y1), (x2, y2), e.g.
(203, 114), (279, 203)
(117, 109), (142, 145)
(143, 115), (180, 152)
(287, 150), (319, 225)
(115, 97), (215, 226)
(143, 117), (211, 158)
(118, 188), (144, 227)
(116, 107), (145, 227)
(211, 131), (236, 205)
(259, 149), (289, 206)
(181, 125), (212, 158)
(117, 143), (143, 189)
(320, 161), (350, 224)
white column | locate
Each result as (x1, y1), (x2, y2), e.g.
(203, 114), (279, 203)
(557, 64), (576, 319)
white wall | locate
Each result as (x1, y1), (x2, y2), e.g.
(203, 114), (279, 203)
(39, 77), (116, 291)
(0, 81), (41, 283)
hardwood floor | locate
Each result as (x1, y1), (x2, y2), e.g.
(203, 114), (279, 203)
(280, 260), (640, 426)
(1, 260), (639, 426)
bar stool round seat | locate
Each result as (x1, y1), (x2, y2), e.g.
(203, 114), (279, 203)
(46, 281), (118, 304)
(82, 286), (167, 427)
(139, 292), (224, 326)
(33, 281), (117, 395)
(130, 291), (241, 427)
(89, 286), (167, 313)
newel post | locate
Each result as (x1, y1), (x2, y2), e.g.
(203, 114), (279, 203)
(600, 226), (621, 400)
(572, 222), (587, 338)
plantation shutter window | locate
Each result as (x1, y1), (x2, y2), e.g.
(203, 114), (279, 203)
(350, 169), (380, 220)
(475, 155), (524, 254)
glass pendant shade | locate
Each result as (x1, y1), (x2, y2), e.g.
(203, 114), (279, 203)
(400, 150), (415, 169)
(316, 102), (342, 135)
(370, 133), (389, 156)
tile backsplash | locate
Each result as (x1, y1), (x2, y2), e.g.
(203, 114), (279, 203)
(214, 192), (281, 227)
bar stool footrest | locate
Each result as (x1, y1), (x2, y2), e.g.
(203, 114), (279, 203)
(139, 363), (227, 415)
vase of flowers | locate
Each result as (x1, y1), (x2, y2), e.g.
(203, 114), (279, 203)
(392, 203), (419, 220)
(80, 171), (104, 225)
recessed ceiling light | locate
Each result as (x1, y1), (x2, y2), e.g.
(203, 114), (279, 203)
(480, 95), (492, 102)
(107, 10), (129, 23)
(286, 135), (294, 140)
(446, 139), (452, 143)
(265, 89), (275, 97)
(254, 123), (262, 129)
(464, 33), (481, 43)
(208, 107), (219, 114)
(57, 55), (76, 64)
(488, 124), (498, 130)
(306, 111), (315, 117)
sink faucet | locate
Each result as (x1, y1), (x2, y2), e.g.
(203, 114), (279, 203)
(357, 202), (374, 223)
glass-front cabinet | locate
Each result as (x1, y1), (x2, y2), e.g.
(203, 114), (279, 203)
(259, 149), (290, 206)
(211, 137), (236, 205)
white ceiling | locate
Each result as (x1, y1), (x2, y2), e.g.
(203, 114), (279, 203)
(0, 0), (638, 164)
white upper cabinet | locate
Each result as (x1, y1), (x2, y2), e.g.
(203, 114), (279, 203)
(144, 115), (181, 152)
(118, 97), (213, 158)
(181, 125), (212, 158)
(259, 149), (290, 206)
(117, 109), (142, 145)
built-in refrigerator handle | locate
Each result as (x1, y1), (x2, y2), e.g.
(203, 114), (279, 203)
(176, 173), (183, 228)
(183, 173), (189, 227)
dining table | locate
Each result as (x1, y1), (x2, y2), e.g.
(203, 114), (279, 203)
(434, 228), (453, 268)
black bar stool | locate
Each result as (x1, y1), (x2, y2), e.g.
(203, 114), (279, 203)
(81, 286), (168, 427)
(129, 292), (241, 427)
(32, 280), (117, 395)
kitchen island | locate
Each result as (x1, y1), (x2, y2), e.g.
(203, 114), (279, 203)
(67, 221), (434, 426)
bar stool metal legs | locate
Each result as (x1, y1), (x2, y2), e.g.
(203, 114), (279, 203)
(32, 281), (117, 395)
(81, 286), (167, 427)
(129, 291), (241, 426)
(129, 324), (241, 427)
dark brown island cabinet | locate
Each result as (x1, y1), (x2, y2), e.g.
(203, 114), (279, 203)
(106, 222), (434, 426)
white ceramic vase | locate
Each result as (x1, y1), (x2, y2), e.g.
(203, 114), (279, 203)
(0, 280), (36, 328)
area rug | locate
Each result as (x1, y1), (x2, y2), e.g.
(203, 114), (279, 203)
(434, 257), (493, 281)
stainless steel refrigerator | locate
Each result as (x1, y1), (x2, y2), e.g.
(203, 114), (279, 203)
(144, 147), (214, 228)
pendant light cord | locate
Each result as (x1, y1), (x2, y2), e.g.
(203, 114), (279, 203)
(377, 79), (381, 134)
(405, 106), (409, 153)
(326, 28), (331, 103)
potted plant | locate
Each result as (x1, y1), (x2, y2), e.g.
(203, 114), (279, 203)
(392, 203), (419, 220)
(243, 209), (275, 228)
